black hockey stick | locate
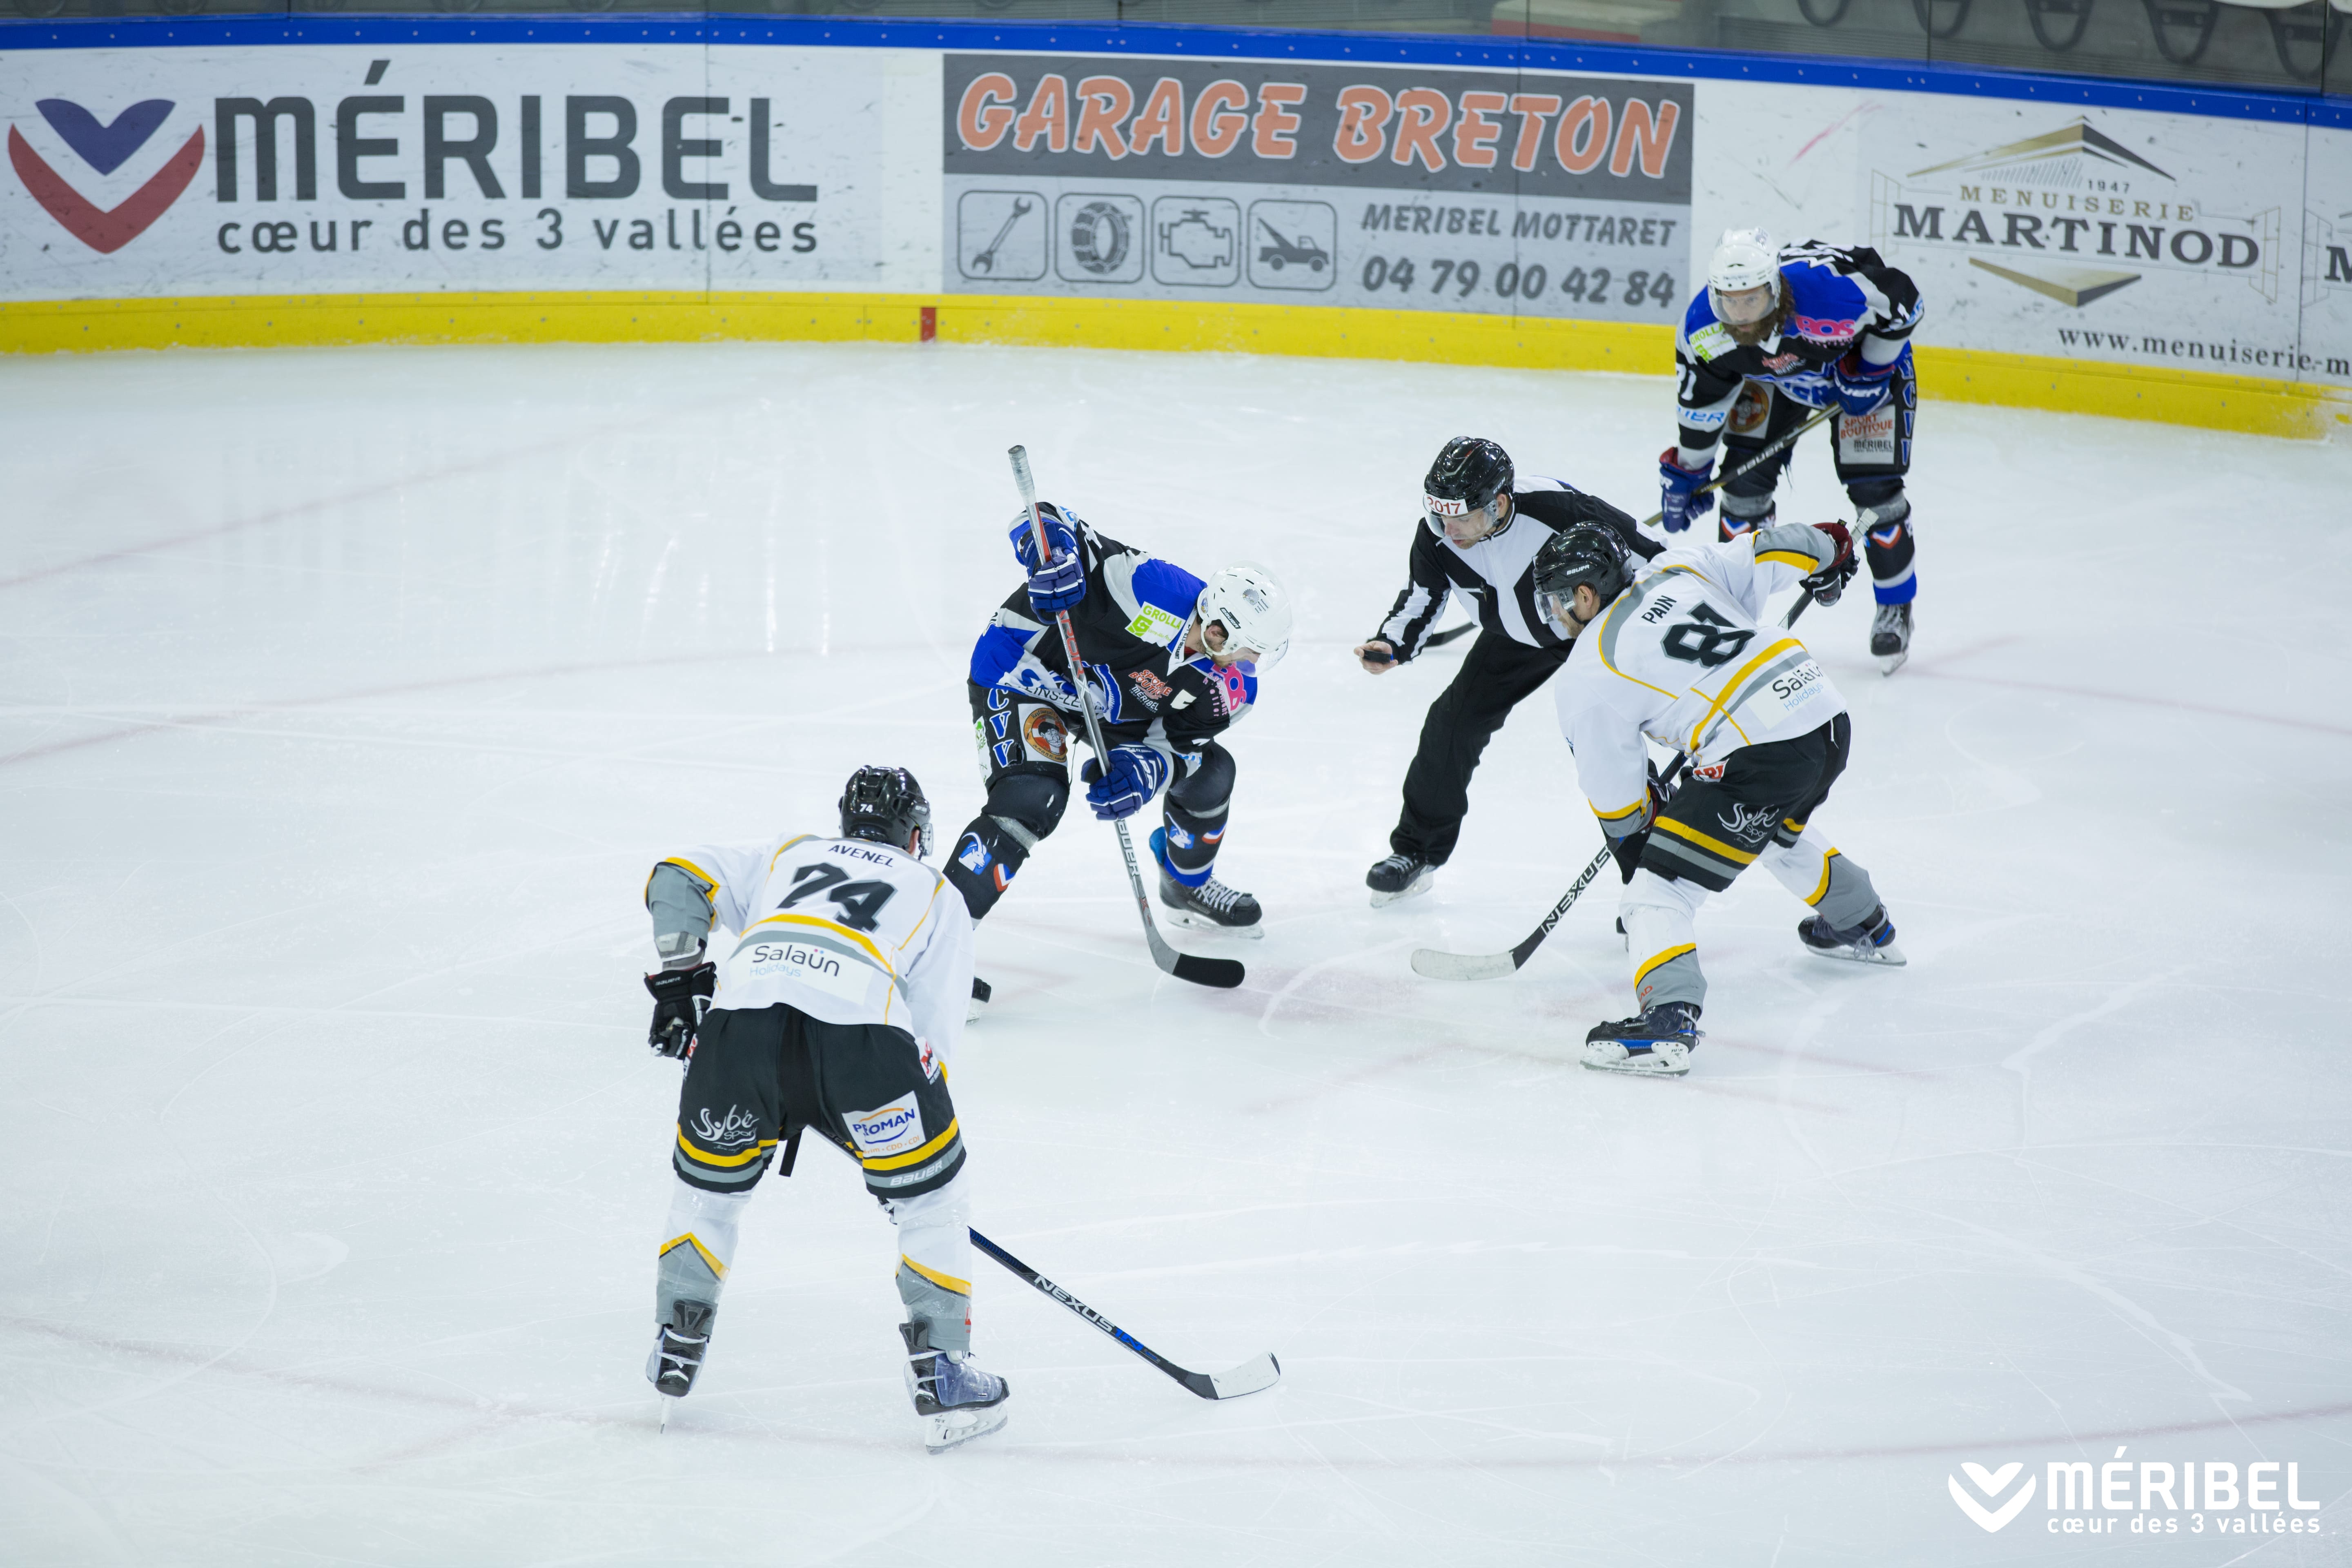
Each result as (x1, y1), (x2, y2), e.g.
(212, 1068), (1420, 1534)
(1008, 446), (1244, 990)
(1358, 622), (1472, 666)
(969, 1228), (1281, 1401)
(1635, 404), (1837, 531)
(1410, 753), (1687, 982)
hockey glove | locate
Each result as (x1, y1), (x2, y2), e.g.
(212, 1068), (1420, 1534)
(1080, 744), (1170, 821)
(1611, 829), (1650, 885)
(1011, 510), (1087, 615)
(645, 962), (715, 1060)
(1831, 350), (1900, 420)
(1657, 450), (1714, 535)
(1800, 521), (1860, 608)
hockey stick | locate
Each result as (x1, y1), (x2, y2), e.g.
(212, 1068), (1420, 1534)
(1410, 753), (1688, 982)
(969, 1227), (1282, 1401)
(1635, 404), (1838, 531)
(1007, 446), (1244, 991)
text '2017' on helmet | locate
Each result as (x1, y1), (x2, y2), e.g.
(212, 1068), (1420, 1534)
(1422, 437), (1513, 520)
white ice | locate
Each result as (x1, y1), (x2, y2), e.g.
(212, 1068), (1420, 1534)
(2, 341), (2348, 1566)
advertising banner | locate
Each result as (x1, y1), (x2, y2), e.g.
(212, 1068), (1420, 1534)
(1860, 103), (2349, 386)
(940, 54), (1693, 321)
(0, 43), (927, 301)
(2303, 123), (2352, 383)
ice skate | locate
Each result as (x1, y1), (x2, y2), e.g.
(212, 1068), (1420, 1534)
(967, 975), (991, 1023)
(1582, 1002), (1702, 1077)
(1870, 602), (1912, 674)
(648, 1298), (715, 1428)
(1798, 904), (1905, 966)
(1366, 852), (1434, 907)
(902, 1321), (1011, 1454)
(1152, 829), (1263, 937)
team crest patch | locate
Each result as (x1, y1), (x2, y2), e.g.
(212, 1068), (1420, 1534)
(847, 1093), (925, 1158)
(1022, 706), (1069, 762)
(1718, 802), (1779, 841)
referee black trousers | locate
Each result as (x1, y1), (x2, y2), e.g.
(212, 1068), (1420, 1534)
(1390, 630), (1571, 866)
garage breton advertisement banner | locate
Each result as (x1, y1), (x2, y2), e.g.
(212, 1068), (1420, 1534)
(0, 45), (912, 298)
(940, 56), (1693, 321)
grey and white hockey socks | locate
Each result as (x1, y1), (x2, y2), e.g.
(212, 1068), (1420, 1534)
(887, 1178), (975, 1356)
(1760, 829), (1886, 935)
(655, 1179), (746, 1332)
(1622, 869), (1708, 1012)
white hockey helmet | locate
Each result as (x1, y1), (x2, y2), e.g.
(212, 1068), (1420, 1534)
(1195, 562), (1293, 671)
(1708, 228), (1783, 325)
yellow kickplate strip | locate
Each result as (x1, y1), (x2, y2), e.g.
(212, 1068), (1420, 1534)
(1, 292), (2341, 439)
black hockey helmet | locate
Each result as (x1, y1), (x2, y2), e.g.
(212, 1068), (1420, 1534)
(1532, 525), (1631, 632)
(839, 765), (933, 858)
(1423, 437), (1514, 526)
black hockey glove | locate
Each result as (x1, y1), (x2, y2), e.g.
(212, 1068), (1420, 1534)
(644, 962), (715, 1059)
(1611, 829), (1650, 884)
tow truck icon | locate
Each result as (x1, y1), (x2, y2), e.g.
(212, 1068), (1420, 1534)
(1254, 220), (1329, 272)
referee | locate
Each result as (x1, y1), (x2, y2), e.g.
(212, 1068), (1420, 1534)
(1355, 437), (1659, 905)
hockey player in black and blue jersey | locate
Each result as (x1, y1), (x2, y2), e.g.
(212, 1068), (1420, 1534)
(1660, 230), (1926, 672)
(944, 502), (1292, 949)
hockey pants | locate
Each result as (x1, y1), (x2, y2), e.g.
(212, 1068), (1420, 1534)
(1717, 366), (1918, 606)
(657, 1003), (977, 1361)
(1622, 714), (1888, 1011)
(947, 679), (1237, 920)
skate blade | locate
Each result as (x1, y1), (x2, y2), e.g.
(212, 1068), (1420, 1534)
(1581, 1041), (1692, 1077)
(965, 998), (986, 1023)
(1368, 869), (1434, 908)
(1163, 906), (1263, 939)
(1808, 940), (1906, 967)
(923, 1403), (1011, 1454)
(659, 1394), (680, 1432)
(1876, 648), (1909, 675)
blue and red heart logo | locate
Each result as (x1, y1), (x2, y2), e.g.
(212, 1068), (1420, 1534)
(9, 98), (206, 254)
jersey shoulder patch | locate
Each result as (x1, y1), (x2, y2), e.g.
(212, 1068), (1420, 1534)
(1686, 321), (1736, 362)
(1125, 558), (1203, 647)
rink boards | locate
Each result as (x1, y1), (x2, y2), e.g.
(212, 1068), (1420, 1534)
(1, 17), (2348, 437)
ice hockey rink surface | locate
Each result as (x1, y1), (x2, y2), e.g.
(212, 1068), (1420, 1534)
(2, 341), (2348, 1566)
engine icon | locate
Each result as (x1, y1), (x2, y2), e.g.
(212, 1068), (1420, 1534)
(1157, 208), (1234, 271)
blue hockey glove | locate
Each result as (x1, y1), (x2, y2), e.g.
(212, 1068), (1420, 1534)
(1657, 449), (1714, 535)
(1011, 509), (1086, 615)
(1831, 349), (1902, 419)
(1080, 744), (1169, 821)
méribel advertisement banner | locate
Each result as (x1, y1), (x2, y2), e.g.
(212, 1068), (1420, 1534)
(941, 53), (1695, 321)
(0, 44), (896, 302)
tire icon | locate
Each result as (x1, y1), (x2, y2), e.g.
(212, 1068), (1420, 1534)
(1069, 202), (1131, 274)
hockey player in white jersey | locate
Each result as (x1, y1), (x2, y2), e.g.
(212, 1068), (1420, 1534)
(636, 765), (1009, 1452)
(1533, 523), (1904, 1076)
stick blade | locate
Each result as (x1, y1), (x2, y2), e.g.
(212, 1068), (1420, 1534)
(1169, 950), (1246, 989)
(1410, 947), (1517, 982)
(1181, 1352), (1282, 1401)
